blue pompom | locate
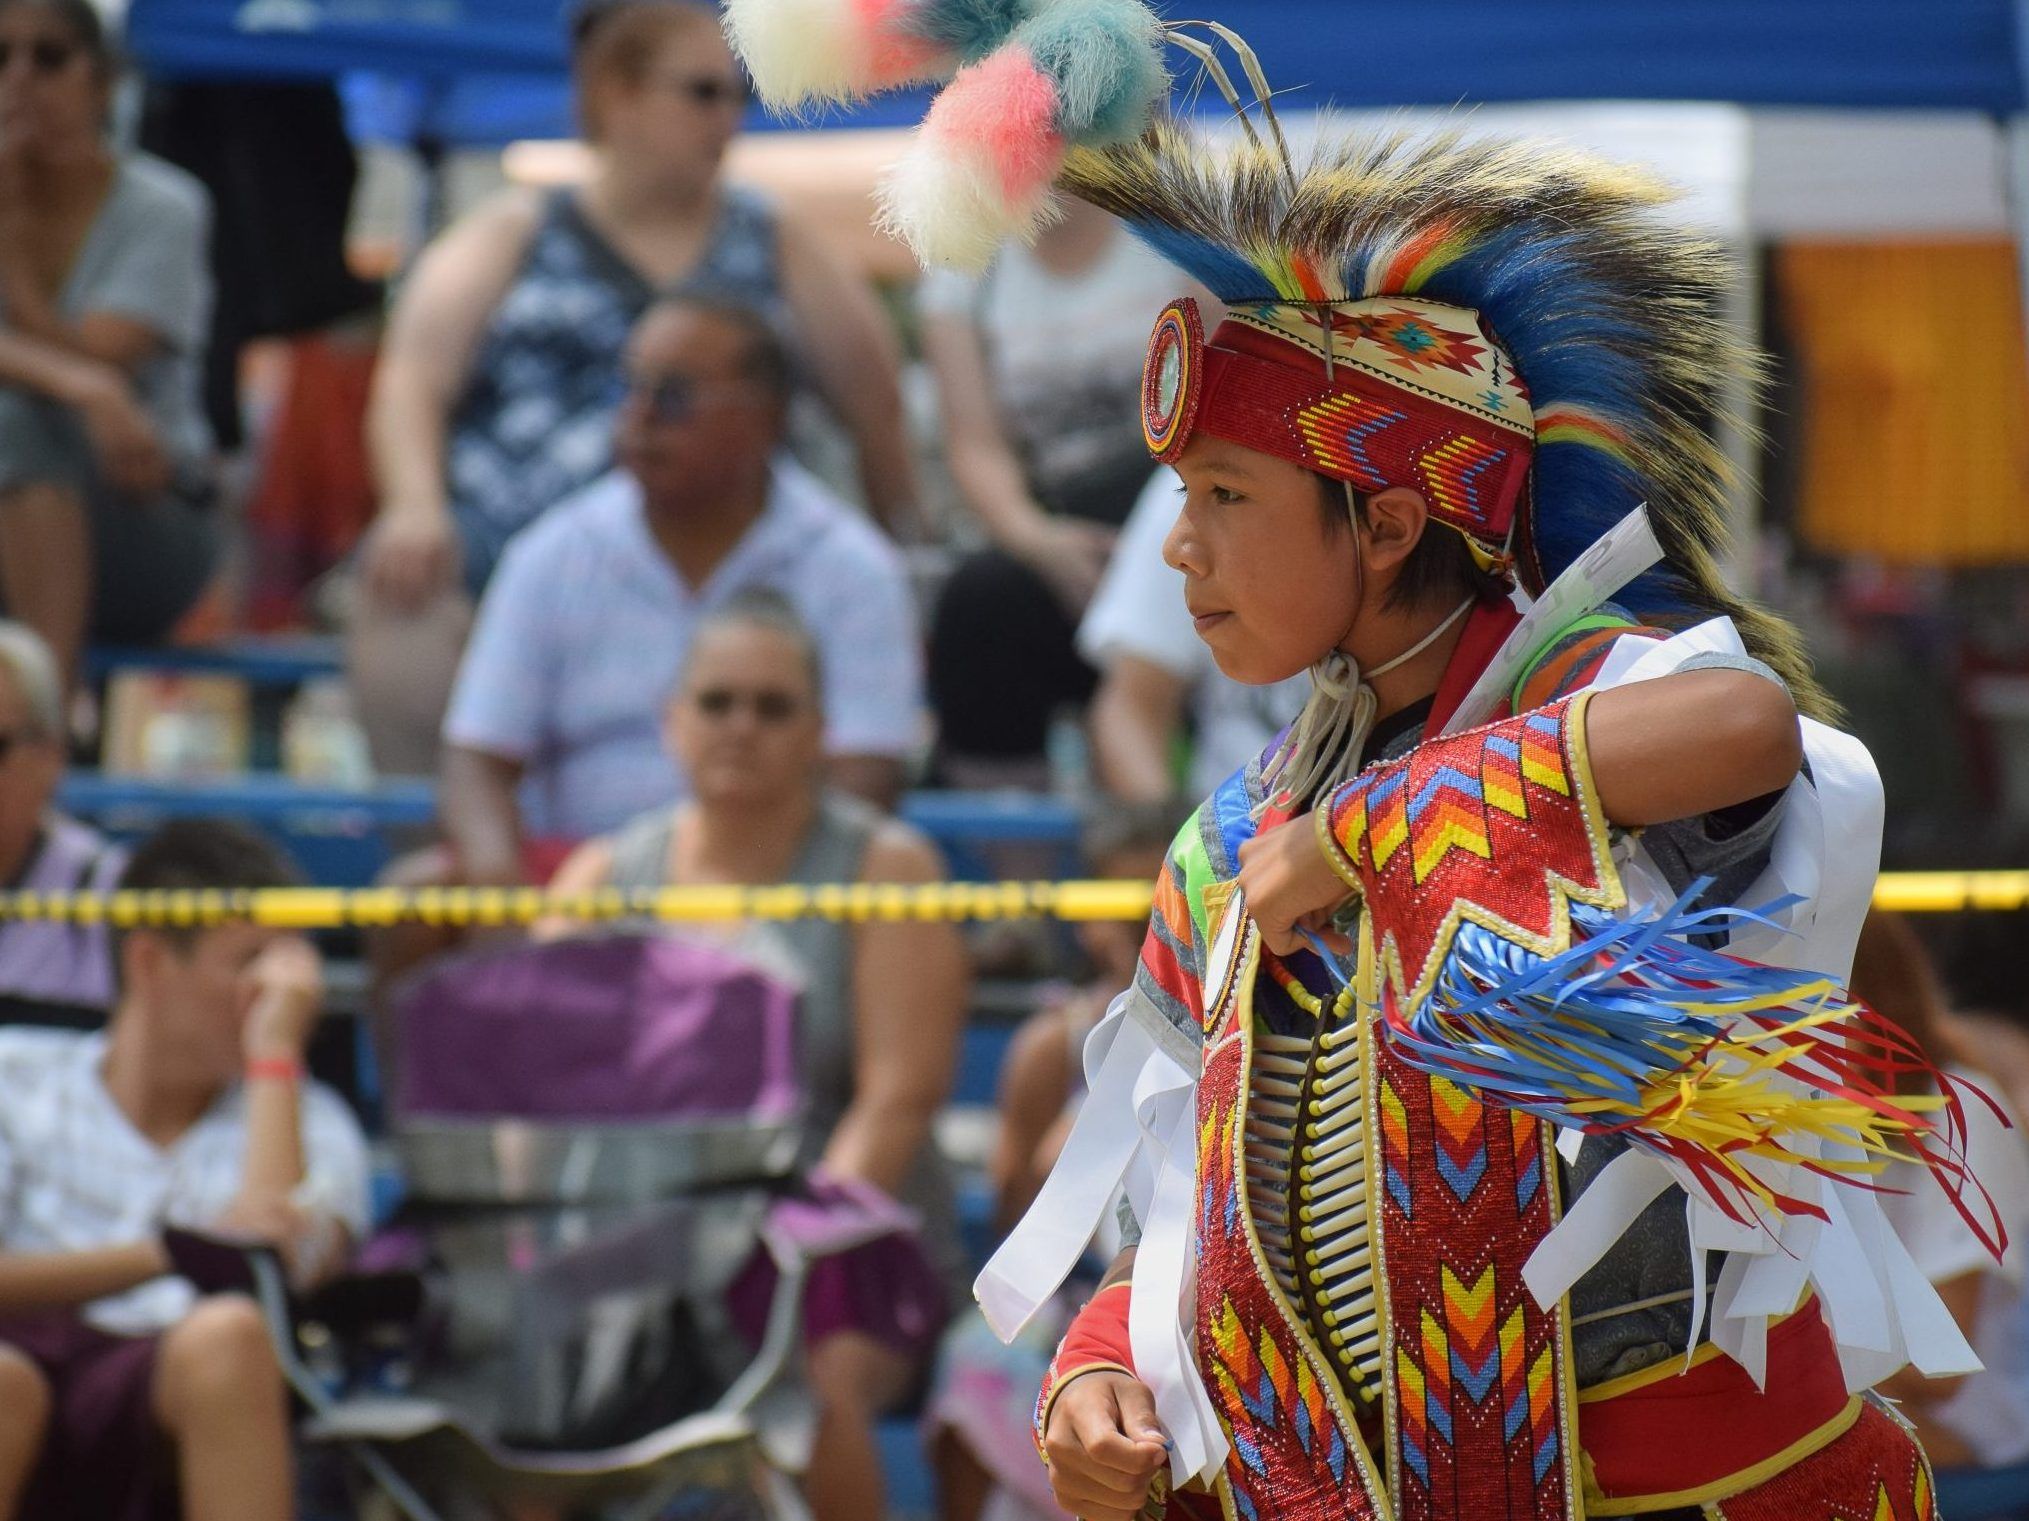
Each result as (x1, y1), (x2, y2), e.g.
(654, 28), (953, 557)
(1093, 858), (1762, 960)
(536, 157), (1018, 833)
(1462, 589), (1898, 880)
(911, 0), (1036, 64)
(1017, 0), (1166, 144)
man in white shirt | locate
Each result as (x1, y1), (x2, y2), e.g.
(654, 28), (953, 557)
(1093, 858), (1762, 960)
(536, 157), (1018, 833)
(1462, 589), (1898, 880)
(0, 820), (369, 1521)
(437, 294), (924, 890)
(1078, 469), (1309, 801)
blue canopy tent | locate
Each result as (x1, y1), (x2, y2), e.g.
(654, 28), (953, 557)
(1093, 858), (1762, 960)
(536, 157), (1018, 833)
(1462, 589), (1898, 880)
(126, 0), (2024, 145)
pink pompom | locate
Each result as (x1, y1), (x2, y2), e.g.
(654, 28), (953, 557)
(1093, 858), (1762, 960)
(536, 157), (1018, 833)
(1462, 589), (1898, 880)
(922, 44), (1063, 203)
(854, 0), (948, 87)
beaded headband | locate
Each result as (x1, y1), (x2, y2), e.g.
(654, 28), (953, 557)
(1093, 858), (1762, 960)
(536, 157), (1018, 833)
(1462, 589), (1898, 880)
(1142, 295), (1534, 570)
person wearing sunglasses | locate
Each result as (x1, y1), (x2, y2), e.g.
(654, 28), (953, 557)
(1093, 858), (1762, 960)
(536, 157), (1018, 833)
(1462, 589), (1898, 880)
(349, 0), (918, 780)
(0, 0), (217, 693)
(363, 295), (923, 1001)
(543, 590), (968, 1521)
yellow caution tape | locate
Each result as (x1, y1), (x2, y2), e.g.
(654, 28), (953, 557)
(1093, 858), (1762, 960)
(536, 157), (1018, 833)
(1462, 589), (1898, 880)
(0, 871), (2016, 927)
(0, 880), (1161, 928)
(1868, 870), (2029, 915)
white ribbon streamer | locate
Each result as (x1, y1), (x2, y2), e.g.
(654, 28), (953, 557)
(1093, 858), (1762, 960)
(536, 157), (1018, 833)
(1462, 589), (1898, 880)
(973, 987), (1231, 1482)
(1523, 616), (1969, 1395)
(974, 992), (1161, 1341)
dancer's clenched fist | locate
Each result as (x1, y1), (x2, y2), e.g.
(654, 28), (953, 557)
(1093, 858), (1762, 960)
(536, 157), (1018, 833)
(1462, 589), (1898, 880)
(1043, 1369), (1168, 1521)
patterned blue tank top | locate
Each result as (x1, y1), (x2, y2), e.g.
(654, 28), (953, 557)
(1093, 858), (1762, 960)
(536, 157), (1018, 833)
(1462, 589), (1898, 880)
(444, 185), (783, 592)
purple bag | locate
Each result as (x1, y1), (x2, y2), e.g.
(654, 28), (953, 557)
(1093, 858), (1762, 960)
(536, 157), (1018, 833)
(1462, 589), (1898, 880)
(394, 934), (802, 1126)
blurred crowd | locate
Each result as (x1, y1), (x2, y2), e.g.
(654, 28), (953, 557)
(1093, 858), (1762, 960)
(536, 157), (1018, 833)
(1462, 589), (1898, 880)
(0, 1), (2027, 1520)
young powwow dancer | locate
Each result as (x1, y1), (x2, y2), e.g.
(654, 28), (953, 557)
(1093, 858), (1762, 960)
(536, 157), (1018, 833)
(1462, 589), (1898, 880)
(729, 4), (2004, 1517)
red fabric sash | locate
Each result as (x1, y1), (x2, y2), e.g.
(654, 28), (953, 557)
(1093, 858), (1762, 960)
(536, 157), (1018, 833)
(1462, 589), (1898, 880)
(1581, 1300), (1856, 1506)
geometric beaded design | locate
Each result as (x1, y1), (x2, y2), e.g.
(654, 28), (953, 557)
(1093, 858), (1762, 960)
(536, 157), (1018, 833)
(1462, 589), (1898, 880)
(1193, 919), (1389, 1521)
(1711, 1401), (1937, 1521)
(1372, 1026), (1580, 1521)
(1324, 696), (1620, 1014)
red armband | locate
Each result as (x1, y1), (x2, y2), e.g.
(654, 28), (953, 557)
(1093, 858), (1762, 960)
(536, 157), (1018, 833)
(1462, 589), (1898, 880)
(1034, 1280), (1134, 1461)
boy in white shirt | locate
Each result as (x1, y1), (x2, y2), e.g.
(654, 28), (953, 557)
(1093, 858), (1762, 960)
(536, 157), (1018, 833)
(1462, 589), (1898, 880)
(0, 820), (369, 1521)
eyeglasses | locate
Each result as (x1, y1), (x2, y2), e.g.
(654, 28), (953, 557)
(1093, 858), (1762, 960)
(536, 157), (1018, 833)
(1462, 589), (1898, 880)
(648, 73), (750, 110)
(0, 38), (78, 73)
(622, 372), (762, 426)
(624, 373), (702, 425)
(693, 687), (803, 724)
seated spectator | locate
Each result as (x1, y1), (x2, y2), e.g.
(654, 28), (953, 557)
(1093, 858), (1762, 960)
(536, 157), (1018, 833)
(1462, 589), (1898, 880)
(1852, 910), (2029, 1488)
(0, 621), (123, 1022)
(0, 0), (217, 691)
(371, 296), (923, 1004)
(0, 818), (370, 1521)
(920, 199), (1183, 788)
(543, 592), (968, 1521)
(349, 0), (916, 777)
(439, 293), (920, 884)
(923, 804), (1178, 1521)
(1079, 468), (1310, 802)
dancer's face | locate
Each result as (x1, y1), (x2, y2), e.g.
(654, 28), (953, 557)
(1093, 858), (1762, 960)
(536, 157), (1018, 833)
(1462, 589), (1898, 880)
(1163, 440), (1364, 685)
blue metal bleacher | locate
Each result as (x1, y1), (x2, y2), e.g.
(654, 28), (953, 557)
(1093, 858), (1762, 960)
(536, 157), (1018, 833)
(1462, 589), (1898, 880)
(60, 773), (435, 888)
(75, 634), (1086, 881)
(87, 635), (344, 688)
(59, 772), (1082, 888)
(61, 772), (435, 825)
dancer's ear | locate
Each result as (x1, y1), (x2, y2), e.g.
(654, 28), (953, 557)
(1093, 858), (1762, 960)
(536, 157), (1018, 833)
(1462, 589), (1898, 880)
(1359, 486), (1433, 592)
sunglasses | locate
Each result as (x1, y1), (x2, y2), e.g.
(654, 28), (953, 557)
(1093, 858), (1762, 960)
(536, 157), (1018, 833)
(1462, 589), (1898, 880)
(0, 38), (77, 73)
(649, 73), (750, 109)
(623, 372), (765, 426)
(624, 373), (702, 425)
(693, 687), (803, 724)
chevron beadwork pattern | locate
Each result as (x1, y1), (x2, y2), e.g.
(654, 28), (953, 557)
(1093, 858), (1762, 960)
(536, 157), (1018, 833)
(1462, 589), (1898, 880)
(1373, 1033), (1579, 1521)
(1323, 696), (1619, 1013)
(1193, 954), (1386, 1521)
(1430, 1077), (1489, 1203)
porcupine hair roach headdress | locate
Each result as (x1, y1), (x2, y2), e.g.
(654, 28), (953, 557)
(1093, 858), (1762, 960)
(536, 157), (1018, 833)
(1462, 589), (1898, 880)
(724, 0), (1830, 732)
(1070, 122), (1828, 721)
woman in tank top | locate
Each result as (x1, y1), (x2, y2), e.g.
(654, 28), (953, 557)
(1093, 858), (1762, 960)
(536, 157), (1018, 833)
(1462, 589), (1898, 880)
(349, 0), (918, 777)
(544, 592), (968, 1521)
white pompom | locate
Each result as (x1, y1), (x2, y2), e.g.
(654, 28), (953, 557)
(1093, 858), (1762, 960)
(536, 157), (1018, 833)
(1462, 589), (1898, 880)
(876, 139), (1060, 273)
(723, 0), (868, 108)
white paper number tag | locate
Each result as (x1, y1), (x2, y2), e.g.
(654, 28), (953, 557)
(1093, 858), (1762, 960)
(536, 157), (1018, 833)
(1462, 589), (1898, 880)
(1442, 507), (1664, 735)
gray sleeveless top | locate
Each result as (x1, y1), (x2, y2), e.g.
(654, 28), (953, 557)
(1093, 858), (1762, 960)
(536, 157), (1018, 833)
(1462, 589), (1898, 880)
(605, 794), (964, 1289)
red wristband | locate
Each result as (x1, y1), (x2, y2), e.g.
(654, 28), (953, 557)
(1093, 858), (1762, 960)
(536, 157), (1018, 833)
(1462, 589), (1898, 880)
(1035, 1281), (1136, 1459)
(245, 1055), (304, 1084)
(1056, 1280), (1135, 1372)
